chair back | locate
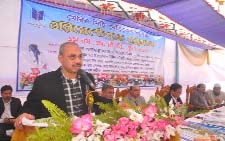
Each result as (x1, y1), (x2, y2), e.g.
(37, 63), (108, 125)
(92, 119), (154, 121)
(155, 87), (160, 96)
(115, 88), (129, 98)
(155, 85), (170, 97)
(186, 85), (196, 107)
(115, 87), (120, 98)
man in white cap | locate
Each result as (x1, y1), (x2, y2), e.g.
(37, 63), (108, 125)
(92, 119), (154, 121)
(206, 83), (225, 107)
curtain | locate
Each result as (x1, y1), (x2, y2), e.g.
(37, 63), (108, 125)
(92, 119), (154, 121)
(179, 43), (209, 66)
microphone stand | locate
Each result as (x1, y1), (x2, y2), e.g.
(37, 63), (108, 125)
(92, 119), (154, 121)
(85, 90), (96, 114)
(78, 69), (97, 113)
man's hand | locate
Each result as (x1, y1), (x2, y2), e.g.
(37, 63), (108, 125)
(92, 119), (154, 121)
(14, 113), (35, 130)
(3, 118), (15, 124)
(3, 118), (11, 124)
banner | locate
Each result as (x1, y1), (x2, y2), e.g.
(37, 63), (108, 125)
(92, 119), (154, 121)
(17, 0), (165, 91)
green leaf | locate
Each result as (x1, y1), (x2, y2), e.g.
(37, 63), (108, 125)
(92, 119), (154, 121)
(94, 99), (130, 124)
(27, 100), (73, 141)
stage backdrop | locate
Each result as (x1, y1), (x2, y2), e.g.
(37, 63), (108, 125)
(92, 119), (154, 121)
(17, 0), (165, 91)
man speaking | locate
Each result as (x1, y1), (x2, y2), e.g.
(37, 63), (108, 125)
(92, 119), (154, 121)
(15, 42), (111, 129)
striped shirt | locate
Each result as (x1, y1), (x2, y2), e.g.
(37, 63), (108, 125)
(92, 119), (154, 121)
(61, 75), (85, 117)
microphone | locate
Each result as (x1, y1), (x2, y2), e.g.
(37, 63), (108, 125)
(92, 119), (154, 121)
(78, 69), (96, 90)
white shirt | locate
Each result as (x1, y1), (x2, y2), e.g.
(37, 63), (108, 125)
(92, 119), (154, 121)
(171, 95), (178, 104)
(1, 99), (14, 119)
(206, 90), (225, 106)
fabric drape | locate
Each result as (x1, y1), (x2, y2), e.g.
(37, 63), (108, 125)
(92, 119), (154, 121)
(179, 43), (209, 66)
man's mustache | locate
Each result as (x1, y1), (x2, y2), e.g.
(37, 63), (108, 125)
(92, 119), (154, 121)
(72, 64), (82, 67)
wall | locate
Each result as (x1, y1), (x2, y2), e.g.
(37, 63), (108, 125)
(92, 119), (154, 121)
(163, 39), (176, 85)
(0, 0), (28, 102)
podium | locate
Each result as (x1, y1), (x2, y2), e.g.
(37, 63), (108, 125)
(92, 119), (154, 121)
(11, 127), (180, 141)
(11, 126), (35, 141)
(166, 133), (181, 141)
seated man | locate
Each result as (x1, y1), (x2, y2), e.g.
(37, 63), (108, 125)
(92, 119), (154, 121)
(124, 85), (146, 106)
(164, 83), (183, 106)
(189, 83), (211, 111)
(206, 83), (225, 107)
(0, 85), (22, 137)
(93, 84), (114, 115)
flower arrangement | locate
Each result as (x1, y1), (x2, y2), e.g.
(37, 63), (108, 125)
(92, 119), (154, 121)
(19, 68), (40, 89)
(28, 96), (186, 141)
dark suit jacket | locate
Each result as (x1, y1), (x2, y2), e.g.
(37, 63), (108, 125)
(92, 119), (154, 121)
(92, 96), (112, 115)
(21, 68), (112, 119)
(164, 93), (183, 106)
(0, 97), (22, 118)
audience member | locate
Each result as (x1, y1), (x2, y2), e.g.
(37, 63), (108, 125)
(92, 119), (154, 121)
(0, 85), (22, 137)
(124, 85), (145, 106)
(15, 42), (111, 129)
(93, 84), (114, 115)
(164, 83), (183, 106)
(101, 84), (114, 99)
(189, 83), (211, 110)
(206, 83), (225, 107)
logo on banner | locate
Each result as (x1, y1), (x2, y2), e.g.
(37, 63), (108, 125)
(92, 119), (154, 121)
(28, 8), (46, 28)
(32, 8), (44, 21)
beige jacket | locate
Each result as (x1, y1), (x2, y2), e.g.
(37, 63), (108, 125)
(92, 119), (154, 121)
(206, 90), (225, 106)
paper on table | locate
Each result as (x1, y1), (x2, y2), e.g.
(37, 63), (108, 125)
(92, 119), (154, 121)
(22, 117), (48, 127)
(185, 117), (203, 123)
(6, 129), (14, 136)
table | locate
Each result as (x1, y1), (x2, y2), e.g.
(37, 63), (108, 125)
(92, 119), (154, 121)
(180, 106), (225, 141)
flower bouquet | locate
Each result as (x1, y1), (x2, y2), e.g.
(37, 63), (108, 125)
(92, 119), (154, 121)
(27, 96), (186, 141)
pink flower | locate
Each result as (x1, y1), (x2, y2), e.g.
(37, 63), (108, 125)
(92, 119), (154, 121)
(82, 114), (92, 122)
(141, 115), (154, 128)
(174, 116), (186, 126)
(104, 129), (120, 141)
(127, 121), (139, 130)
(143, 105), (157, 117)
(141, 136), (147, 141)
(175, 102), (182, 108)
(127, 129), (137, 138)
(70, 114), (93, 136)
(118, 117), (129, 125)
(111, 124), (128, 135)
(104, 129), (114, 141)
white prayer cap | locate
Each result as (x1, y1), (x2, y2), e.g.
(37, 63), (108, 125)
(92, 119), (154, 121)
(214, 83), (221, 88)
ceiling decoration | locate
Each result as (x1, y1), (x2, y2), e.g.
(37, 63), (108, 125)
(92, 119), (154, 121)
(33, 0), (225, 49)
(205, 0), (225, 17)
(125, 0), (225, 48)
(152, 0), (225, 49)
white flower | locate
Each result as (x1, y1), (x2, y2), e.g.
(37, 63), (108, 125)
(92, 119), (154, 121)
(169, 109), (175, 116)
(87, 134), (101, 141)
(71, 116), (79, 120)
(118, 137), (137, 141)
(144, 132), (153, 141)
(163, 107), (168, 113)
(94, 120), (110, 135)
(71, 134), (86, 141)
(169, 100), (174, 109)
(117, 137), (136, 141)
(127, 109), (143, 123)
(168, 100), (176, 116)
(152, 131), (163, 140)
(175, 125), (182, 134)
(165, 125), (176, 138)
(161, 113), (168, 118)
(117, 138), (125, 141)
